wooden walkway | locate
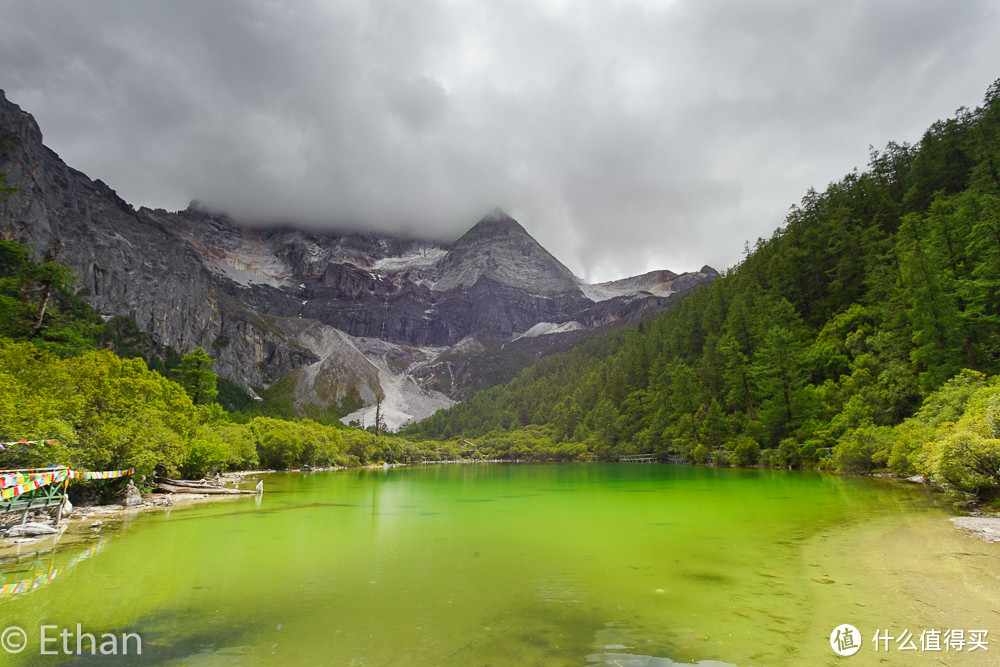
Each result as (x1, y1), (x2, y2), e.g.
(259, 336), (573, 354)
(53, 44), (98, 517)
(618, 454), (658, 463)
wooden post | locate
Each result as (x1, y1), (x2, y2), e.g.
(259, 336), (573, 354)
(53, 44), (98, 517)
(55, 479), (69, 523)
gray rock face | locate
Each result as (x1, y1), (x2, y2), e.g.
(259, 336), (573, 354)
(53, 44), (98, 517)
(433, 208), (582, 294)
(0, 90), (717, 418)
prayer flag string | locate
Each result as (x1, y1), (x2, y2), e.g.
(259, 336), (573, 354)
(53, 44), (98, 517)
(0, 468), (133, 501)
(67, 468), (134, 481)
(0, 439), (54, 452)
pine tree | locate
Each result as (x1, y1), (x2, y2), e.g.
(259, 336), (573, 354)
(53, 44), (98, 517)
(175, 348), (219, 405)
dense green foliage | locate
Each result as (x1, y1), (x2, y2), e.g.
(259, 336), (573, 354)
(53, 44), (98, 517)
(880, 370), (1000, 503)
(408, 80), (1000, 502)
(0, 239), (111, 355)
(0, 172), (16, 200)
(0, 338), (481, 488)
(233, 373), (363, 426)
(0, 340), (223, 478)
(0, 235), (451, 491)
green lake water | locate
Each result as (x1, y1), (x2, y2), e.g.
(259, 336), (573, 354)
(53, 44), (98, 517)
(1, 463), (997, 666)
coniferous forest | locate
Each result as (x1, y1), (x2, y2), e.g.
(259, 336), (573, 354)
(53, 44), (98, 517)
(407, 80), (1000, 504)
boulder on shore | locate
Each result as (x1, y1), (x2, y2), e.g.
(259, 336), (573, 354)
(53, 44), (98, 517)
(123, 480), (143, 507)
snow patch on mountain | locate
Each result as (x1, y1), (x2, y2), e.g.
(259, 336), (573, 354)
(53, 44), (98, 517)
(204, 253), (291, 288)
(337, 336), (456, 431)
(512, 321), (584, 342)
(168, 223), (293, 288)
(372, 247), (447, 271)
(266, 319), (452, 431)
(578, 282), (621, 302)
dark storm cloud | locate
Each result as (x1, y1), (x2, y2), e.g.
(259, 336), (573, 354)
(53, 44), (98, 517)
(2, 0), (999, 281)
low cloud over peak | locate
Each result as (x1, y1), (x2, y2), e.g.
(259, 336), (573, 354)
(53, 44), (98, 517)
(2, 0), (999, 282)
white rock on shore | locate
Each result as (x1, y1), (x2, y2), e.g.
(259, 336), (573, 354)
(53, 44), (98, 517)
(4, 521), (60, 537)
(950, 516), (1000, 542)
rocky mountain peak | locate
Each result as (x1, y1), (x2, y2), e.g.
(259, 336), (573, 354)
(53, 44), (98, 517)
(461, 207), (527, 239)
(0, 90), (43, 147)
(432, 209), (582, 295)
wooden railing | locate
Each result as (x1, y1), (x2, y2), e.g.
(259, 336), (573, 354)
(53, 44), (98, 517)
(618, 454), (657, 463)
(0, 467), (70, 525)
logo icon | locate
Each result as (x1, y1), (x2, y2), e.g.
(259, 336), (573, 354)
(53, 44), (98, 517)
(831, 624), (861, 656)
(1, 626), (27, 653)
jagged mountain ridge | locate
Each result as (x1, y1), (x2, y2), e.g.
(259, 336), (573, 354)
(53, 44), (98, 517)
(164, 203), (717, 347)
(0, 90), (717, 429)
(160, 204), (599, 348)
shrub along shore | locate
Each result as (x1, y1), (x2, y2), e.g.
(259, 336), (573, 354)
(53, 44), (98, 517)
(2, 336), (999, 513)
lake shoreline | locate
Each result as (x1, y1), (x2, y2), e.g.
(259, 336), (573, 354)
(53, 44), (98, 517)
(0, 469), (271, 555)
(5, 462), (998, 559)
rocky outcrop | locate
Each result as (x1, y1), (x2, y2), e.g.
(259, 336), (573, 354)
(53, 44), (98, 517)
(0, 92), (319, 390)
(577, 266), (720, 327)
(160, 205), (600, 349)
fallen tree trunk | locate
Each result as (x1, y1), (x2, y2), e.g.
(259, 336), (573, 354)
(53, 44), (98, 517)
(155, 477), (221, 488)
(153, 481), (257, 495)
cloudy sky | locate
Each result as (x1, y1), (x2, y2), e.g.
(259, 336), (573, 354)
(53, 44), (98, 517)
(2, 1), (999, 282)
